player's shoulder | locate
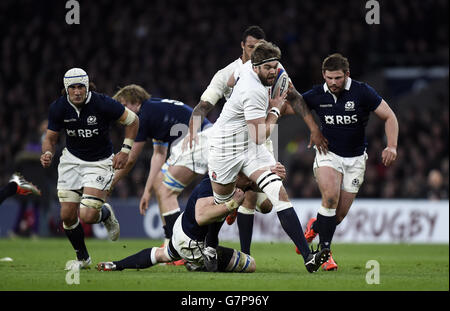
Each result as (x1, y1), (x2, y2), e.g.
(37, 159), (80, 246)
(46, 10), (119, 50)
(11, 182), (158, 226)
(302, 84), (324, 98)
(89, 91), (115, 102)
(349, 79), (369, 90)
(221, 58), (243, 72)
(348, 79), (380, 97)
(49, 95), (68, 112)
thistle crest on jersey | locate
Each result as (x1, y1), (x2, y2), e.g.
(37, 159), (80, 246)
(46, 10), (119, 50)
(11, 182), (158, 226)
(271, 68), (289, 99)
(64, 68), (89, 93)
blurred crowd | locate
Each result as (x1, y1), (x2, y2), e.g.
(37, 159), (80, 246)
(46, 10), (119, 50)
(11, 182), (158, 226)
(0, 0), (448, 205)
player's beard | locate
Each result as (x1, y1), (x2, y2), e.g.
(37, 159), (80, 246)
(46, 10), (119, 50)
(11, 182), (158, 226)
(259, 73), (276, 87)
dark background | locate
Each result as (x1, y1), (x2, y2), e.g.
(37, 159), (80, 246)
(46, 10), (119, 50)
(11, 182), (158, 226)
(0, 0), (448, 207)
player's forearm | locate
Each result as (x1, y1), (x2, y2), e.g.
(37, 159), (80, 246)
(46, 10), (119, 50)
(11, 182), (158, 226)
(264, 113), (280, 141)
(288, 91), (320, 133)
(189, 101), (213, 135)
(143, 152), (167, 194)
(195, 202), (235, 226)
(42, 138), (55, 155)
(41, 133), (58, 155)
(384, 114), (399, 148)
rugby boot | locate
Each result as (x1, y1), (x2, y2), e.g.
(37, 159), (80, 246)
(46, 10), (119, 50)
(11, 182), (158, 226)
(9, 172), (41, 196)
(97, 261), (117, 271)
(321, 252), (338, 271)
(65, 257), (92, 270)
(202, 246), (218, 272)
(103, 203), (120, 241)
(304, 247), (330, 273)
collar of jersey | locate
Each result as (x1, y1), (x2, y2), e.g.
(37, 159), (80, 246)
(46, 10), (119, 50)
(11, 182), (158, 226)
(66, 91), (92, 117)
(323, 77), (352, 103)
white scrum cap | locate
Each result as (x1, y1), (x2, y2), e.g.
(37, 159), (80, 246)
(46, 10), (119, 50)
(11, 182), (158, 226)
(63, 68), (89, 93)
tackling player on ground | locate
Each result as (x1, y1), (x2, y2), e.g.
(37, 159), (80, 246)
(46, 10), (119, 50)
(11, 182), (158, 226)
(296, 53), (399, 270)
(97, 164), (295, 273)
(40, 68), (139, 270)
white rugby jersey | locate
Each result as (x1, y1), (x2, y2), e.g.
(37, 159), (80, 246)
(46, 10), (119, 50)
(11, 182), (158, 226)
(209, 61), (269, 154)
(200, 58), (244, 105)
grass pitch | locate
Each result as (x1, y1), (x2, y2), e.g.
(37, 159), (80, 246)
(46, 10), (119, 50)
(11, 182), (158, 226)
(0, 238), (448, 291)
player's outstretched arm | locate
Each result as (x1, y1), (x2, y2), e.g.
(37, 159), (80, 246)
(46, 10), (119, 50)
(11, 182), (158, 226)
(139, 143), (168, 215)
(285, 85), (328, 154)
(374, 100), (399, 167)
(195, 189), (245, 226)
(186, 100), (214, 149)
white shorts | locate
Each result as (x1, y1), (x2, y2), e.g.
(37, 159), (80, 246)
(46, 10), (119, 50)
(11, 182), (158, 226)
(208, 141), (276, 184)
(313, 148), (368, 193)
(170, 214), (204, 265)
(57, 148), (115, 191)
(166, 127), (211, 175)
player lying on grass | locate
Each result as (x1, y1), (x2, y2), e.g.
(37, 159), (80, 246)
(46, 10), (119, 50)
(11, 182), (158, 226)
(97, 173), (253, 272)
(98, 163), (326, 273)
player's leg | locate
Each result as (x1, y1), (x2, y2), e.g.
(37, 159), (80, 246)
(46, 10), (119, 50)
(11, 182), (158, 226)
(336, 152), (366, 225)
(97, 245), (174, 271)
(336, 190), (357, 225)
(249, 167), (329, 272)
(203, 180), (237, 271)
(97, 216), (188, 271)
(217, 246), (256, 273)
(155, 165), (197, 244)
(78, 187), (120, 241)
(59, 190), (92, 269)
(234, 191), (257, 255)
(313, 166), (342, 250)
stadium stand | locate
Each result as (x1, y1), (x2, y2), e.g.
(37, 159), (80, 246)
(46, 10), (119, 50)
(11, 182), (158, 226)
(0, 0), (448, 202)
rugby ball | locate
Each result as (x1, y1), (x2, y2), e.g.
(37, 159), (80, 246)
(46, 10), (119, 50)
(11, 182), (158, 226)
(271, 68), (289, 99)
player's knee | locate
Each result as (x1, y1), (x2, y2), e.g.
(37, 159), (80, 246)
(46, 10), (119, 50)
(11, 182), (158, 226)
(58, 190), (81, 203)
(255, 193), (272, 214)
(60, 209), (78, 228)
(161, 165), (187, 194)
(79, 207), (99, 224)
(79, 195), (104, 223)
(322, 194), (339, 209)
(256, 171), (291, 212)
(243, 190), (257, 206)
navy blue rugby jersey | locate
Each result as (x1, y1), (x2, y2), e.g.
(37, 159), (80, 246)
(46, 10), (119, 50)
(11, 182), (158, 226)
(302, 78), (382, 157)
(47, 92), (125, 161)
(181, 175), (213, 241)
(135, 98), (211, 146)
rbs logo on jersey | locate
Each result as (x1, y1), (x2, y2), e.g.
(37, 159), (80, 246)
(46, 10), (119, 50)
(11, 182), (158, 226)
(324, 115), (358, 125)
(66, 128), (99, 137)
